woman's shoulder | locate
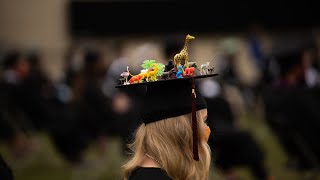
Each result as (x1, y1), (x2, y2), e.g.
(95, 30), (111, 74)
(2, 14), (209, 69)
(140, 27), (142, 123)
(128, 166), (172, 180)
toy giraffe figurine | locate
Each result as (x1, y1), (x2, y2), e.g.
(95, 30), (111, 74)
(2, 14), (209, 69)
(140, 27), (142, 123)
(174, 34), (195, 68)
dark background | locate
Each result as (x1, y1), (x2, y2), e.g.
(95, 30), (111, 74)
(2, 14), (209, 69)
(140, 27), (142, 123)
(68, 1), (319, 36)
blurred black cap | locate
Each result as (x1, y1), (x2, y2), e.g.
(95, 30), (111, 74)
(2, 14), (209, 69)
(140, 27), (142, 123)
(116, 74), (217, 124)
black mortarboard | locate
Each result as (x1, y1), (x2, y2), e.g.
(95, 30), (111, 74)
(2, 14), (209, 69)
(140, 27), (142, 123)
(116, 74), (218, 160)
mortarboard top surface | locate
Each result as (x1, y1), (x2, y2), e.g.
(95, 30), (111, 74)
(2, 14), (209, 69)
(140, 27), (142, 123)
(115, 74), (218, 124)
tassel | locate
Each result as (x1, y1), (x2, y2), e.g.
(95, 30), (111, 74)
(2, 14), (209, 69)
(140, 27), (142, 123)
(191, 76), (199, 161)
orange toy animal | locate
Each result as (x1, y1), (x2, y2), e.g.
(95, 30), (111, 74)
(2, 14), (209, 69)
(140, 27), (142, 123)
(183, 67), (195, 76)
(128, 68), (149, 84)
(129, 74), (143, 84)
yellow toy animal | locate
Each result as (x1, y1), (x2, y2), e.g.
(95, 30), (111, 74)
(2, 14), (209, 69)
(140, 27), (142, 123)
(173, 34), (195, 68)
(145, 63), (159, 82)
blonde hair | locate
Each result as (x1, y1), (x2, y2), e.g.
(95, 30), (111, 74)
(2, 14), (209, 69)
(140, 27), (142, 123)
(121, 109), (211, 180)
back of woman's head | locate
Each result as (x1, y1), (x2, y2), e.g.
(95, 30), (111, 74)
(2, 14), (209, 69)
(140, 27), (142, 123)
(123, 109), (211, 180)
(145, 114), (196, 179)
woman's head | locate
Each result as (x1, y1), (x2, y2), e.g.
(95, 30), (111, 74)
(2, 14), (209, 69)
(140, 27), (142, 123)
(144, 108), (209, 158)
(117, 68), (217, 180)
(122, 108), (211, 180)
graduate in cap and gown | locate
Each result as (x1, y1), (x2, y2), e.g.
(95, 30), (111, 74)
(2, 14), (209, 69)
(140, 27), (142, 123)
(116, 55), (218, 180)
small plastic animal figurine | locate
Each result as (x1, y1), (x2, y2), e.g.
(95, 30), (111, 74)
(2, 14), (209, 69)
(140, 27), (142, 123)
(128, 68), (148, 84)
(120, 66), (131, 85)
(200, 61), (212, 75)
(187, 61), (200, 70)
(174, 34), (195, 68)
(165, 60), (175, 72)
(145, 63), (160, 82)
(160, 68), (175, 80)
(118, 78), (126, 85)
(207, 66), (214, 74)
(176, 65), (184, 78)
(128, 74), (142, 84)
(183, 67), (195, 76)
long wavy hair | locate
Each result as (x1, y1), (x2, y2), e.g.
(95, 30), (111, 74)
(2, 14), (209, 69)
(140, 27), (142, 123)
(121, 109), (211, 180)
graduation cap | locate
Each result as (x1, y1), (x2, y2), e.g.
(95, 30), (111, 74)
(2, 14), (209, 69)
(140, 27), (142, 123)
(116, 73), (218, 160)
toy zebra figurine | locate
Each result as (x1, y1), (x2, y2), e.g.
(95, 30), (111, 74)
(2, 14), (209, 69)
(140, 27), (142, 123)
(200, 62), (212, 75)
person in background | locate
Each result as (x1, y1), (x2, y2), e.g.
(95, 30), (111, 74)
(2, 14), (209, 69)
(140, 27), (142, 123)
(103, 42), (142, 155)
(264, 45), (320, 172)
(199, 78), (273, 180)
(0, 50), (34, 159)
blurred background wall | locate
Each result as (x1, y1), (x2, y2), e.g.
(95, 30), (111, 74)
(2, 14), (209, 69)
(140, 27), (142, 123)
(0, 0), (70, 82)
(1, 0), (319, 82)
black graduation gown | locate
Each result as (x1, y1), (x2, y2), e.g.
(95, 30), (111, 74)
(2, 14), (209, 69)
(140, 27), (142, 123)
(205, 96), (268, 179)
(0, 155), (14, 180)
(128, 167), (171, 180)
(263, 86), (320, 170)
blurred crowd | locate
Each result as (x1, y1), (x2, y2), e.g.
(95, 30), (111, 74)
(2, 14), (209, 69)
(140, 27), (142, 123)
(1, 27), (320, 180)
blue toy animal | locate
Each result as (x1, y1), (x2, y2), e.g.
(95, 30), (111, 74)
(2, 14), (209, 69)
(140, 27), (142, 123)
(176, 65), (184, 78)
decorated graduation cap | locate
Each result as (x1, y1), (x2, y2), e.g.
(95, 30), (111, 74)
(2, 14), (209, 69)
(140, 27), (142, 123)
(115, 34), (218, 161)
